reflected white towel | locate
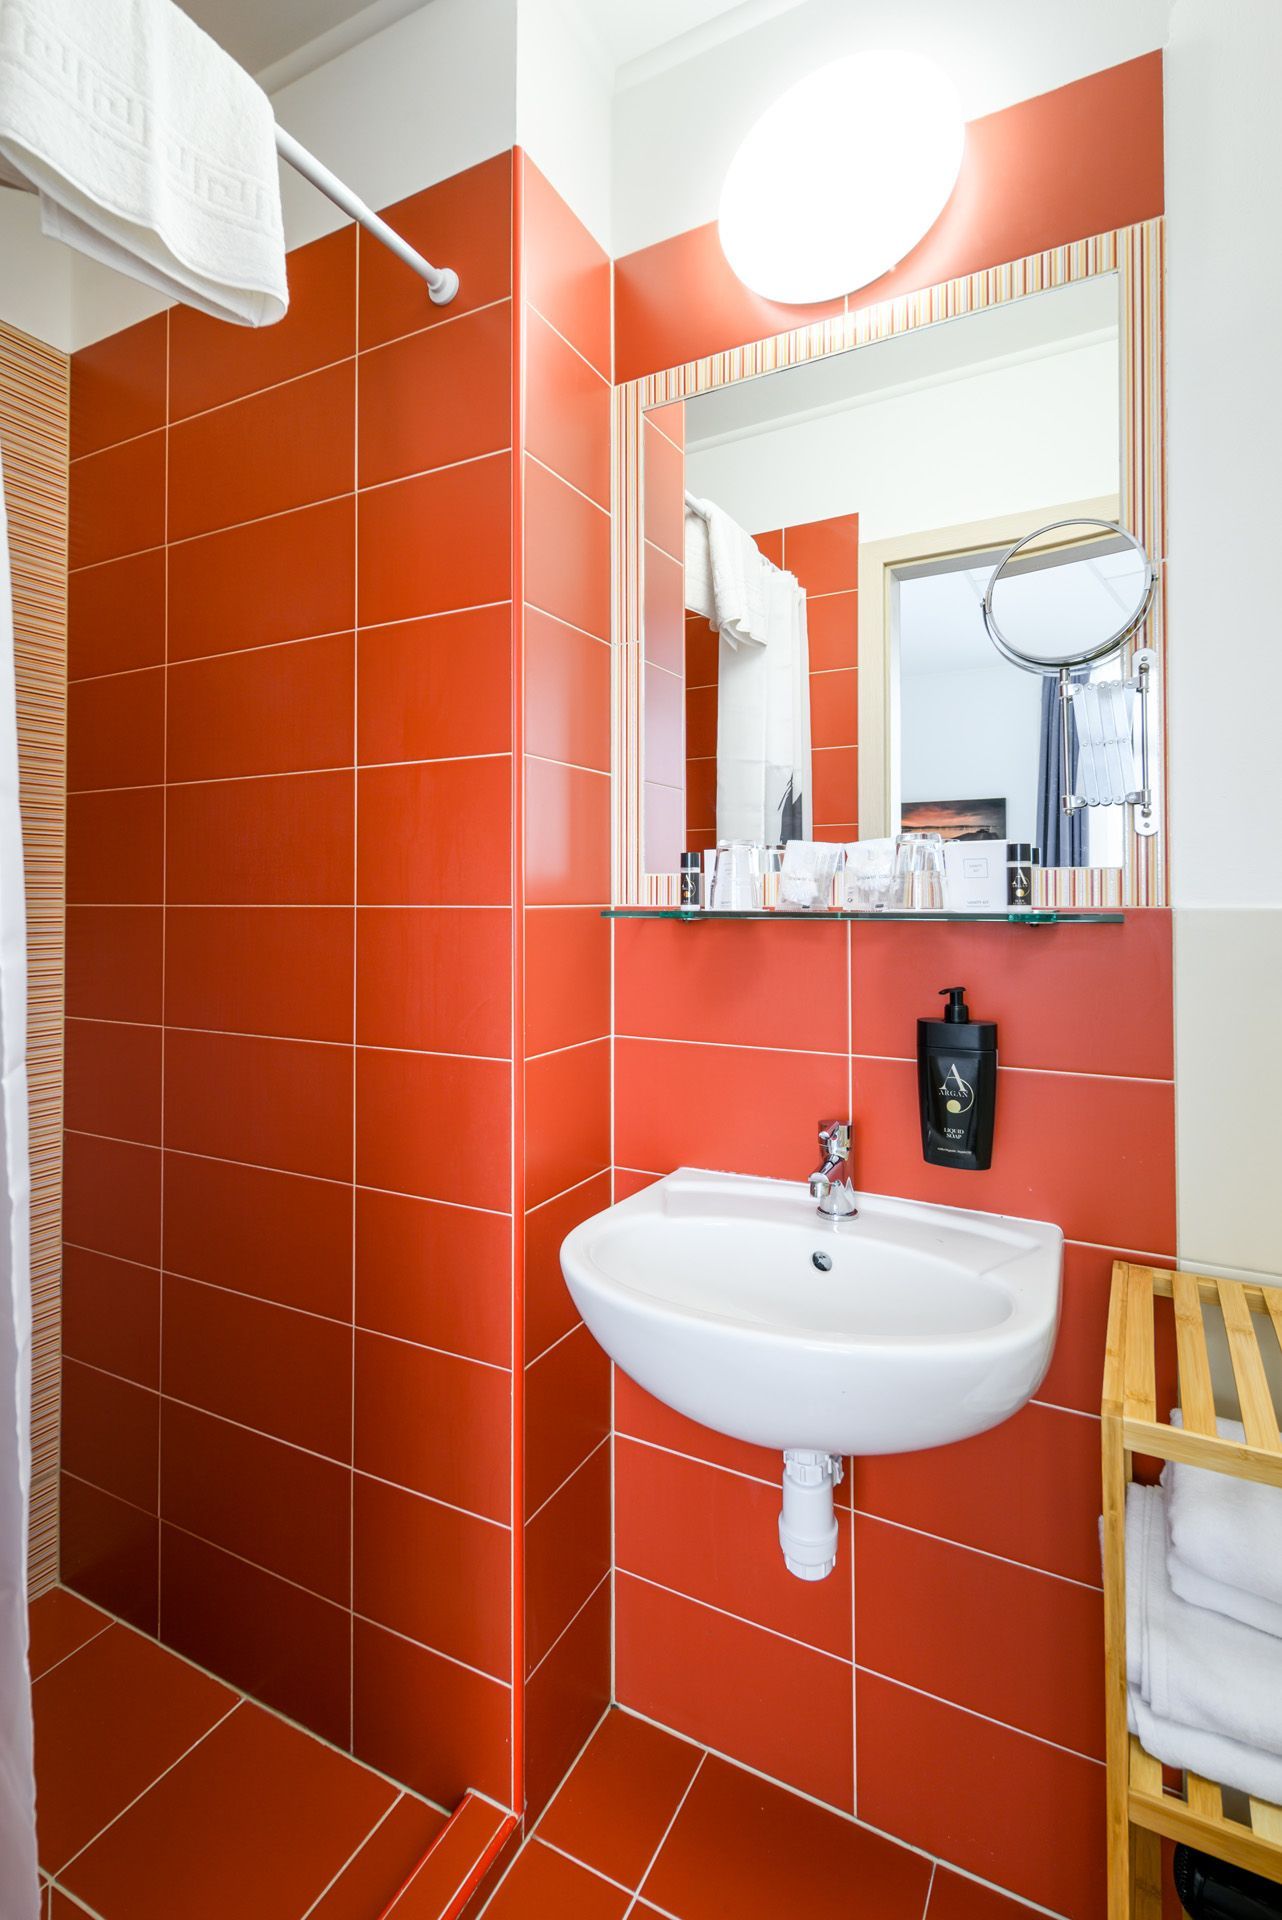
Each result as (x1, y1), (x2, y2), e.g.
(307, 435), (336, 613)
(685, 492), (768, 648)
(0, 0), (288, 325)
(716, 563), (811, 844)
(684, 503), (715, 627)
(1128, 1484), (1282, 1764)
(1069, 679), (1136, 807)
(1164, 1410), (1282, 1614)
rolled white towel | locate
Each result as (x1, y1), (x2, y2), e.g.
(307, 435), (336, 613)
(1127, 1687), (1282, 1807)
(1163, 1410), (1282, 1613)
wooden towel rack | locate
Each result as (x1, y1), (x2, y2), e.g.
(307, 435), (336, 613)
(1103, 1261), (1282, 1916)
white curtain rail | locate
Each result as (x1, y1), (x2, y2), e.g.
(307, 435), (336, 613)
(274, 127), (460, 306)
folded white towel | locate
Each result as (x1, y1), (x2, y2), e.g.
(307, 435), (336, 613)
(1169, 1549), (1282, 1638)
(0, 0), (288, 325)
(1128, 1483), (1282, 1771)
(1127, 1687), (1282, 1807)
(1164, 1411), (1282, 1613)
(684, 503), (716, 627)
(1069, 679), (1137, 807)
(685, 492), (769, 649)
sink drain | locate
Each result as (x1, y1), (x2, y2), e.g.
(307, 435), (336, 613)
(811, 1250), (832, 1272)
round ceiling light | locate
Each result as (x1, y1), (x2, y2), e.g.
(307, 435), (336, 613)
(718, 51), (965, 305)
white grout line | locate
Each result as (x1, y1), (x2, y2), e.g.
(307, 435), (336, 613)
(525, 1434), (611, 1529)
(28, 1617), (114, 1687)
(524, 449), (610, 519)
(57, 1697), (244, 1875)
(630, 1749), (706, 1910)
(298, 1791), (406, 1920)
(524, 1567), (612, 1684)
(616, 1570), (851, 1667)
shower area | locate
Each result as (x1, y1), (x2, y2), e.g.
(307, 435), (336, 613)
(9, 138), (614, 1918)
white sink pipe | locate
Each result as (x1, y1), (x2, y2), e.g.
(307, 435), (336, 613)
(779, 1449), (843, 1580)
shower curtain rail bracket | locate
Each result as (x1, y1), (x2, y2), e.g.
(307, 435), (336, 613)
(275, 128), (459, 305)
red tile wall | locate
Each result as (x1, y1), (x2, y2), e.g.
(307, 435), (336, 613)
(685, 513), (858, 851)
(64, 156), (522, 1812)
(610, 912), (1175, 1917)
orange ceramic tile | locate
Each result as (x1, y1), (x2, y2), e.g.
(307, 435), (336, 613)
(59, 1474), (159, 1633)
(64, 1017), (162, 1145)
(70, 312), (167, 459)
(615, 1575), (854, 1812)
(160, 1398), (350, 1602)
(63, 1131), (160, 1267)
(525, 1323), (610, 1518)
(525, 1038), (610, 1207)
(70, 430), (164, 568)
(159, 1525), (352, 1748)
(67, 665), (164, 792)
(356, 1048), (510, 1208)
(685, 609), (718, 685)
(378, 1795), (514, 1920)
(27, 1588), (110, 1681)
(854, 1400), (1104, 1587)
(62, 1245), (159, 1388)
(615, 916), (849, 1054)
(753, 528), (783, 566)
(614, 1037), (849, 1186)
(358, 604), (512, 764)
(356, 906), (511, 1055)
(614, 221), (843, 385)
(164, 1028), (353, 1182)
(32, 1623), (235, 1872)
(784, 515), (858, 596)
(163, 1151), (352, 1321)
(353, 1616), (510, 1809)
(539, 1711), (701, 1891)
(168, 360), (355, 542)
(527, 309), (611, 510)
(524, 1172), (608, 1362)
(614, 1371), (787, 1489)
(855, 1516), (1104, 1759)
(68, 546), (166, 680)
(353, 1473), (511, 1679)
(613, 1170), (661, 1201)
(524, 608), (610, 774)
(358, 153), (512, 351)
(643, 540), (683, 674)
(165, 904), (354, 1044)
(522, 155), (611, 380)
(685, 683), (715, 759)
(1038, 1244), (1174, 1417)
(67, 786), (163, 905)
(810, 668), (859, 750)
(644, 1754), (931, 1920)
(850, 1054), (1176, 1254)
(927, 1869), (1037, 1919)
(524, 1576), (611, 1822)
(353, 1331), (509, 1522)
(166, 768), (354, 905)
(309, 1792), (449, 1920)
(355, 1185), (510, 1367)
(161, 1274), (352, 1461)
(642, 416), (684, 562)
(358, 451), (511, 627)
(524, 908), (610, 1057)
(525, 457), (610, 643)
(525, 1444), (610, 1670)
(66, 906), (163, 1025)
(616, 1441), (852, 1661)
(806, 590), (859, 672)
(167, 632), (355, 782)
(64, 1700), (396, 1920)
(359, 301), (511, 488)
(684, 757), (716, 835)
(645, 664), (684, 790)
(855, 1671), (1105, 1920)
(648, 400), (684, 449)
(524, 759), (610, 905)
(168, 494), (356, 662)
(813, 745), (858, 824)
(169, 226), (356, 420)
(486, 1843), (629, 1920)
(850, 911), (1174, 1080)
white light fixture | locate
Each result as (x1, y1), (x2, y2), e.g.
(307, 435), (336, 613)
(718, 51), (965, 305)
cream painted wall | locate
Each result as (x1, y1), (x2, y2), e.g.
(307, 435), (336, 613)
(1165, 0), (1282, 1281)
(0, 196), (72, 352)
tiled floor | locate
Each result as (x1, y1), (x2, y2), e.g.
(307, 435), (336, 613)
(479, 1710), (1033, 1919)
(29, 1587), (450, 1919)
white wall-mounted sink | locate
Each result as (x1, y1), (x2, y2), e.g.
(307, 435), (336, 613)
(560, 1169), (1062, 1579)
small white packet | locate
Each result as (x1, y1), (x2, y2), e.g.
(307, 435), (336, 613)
(779, 840), (841, 911)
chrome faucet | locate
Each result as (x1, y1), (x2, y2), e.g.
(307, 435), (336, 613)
(809, 1120), (857, 1219)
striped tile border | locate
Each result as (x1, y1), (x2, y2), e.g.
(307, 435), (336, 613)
(0, 318), (69, 1597)
(613, 219), (1167, 909)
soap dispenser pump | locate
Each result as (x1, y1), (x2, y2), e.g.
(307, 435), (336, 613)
(917, 986), (997, 1170)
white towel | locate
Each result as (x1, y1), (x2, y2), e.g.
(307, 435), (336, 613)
(685, 492), (769, 649)
(716, 563), (811, 844)
(1168, 1550), (1282, 1638)
(1069, 679), (1137, 807)
(684, 503), (716, 628)
(1127, 1484), (1282, 1782)
(1127, 1691), (1282, 1808)
(1164, 1411), (1282, 1615)
(0, 0), (288, 325)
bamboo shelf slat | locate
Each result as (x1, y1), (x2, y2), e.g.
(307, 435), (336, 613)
(1103, 1261), (1282, 1915)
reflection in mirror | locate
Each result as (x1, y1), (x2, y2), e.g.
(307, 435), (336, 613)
(639, 273), (1128, 878)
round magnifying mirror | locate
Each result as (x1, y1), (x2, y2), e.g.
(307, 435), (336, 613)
(982, 517), (1157, 673)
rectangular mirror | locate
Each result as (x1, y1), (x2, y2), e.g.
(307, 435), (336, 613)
(617, 222), (1166, 908)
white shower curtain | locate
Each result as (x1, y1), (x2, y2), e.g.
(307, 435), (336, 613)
(0, 452), (38, 1920)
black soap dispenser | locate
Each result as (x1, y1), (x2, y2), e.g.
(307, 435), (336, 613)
(918, 987), (997, 1170)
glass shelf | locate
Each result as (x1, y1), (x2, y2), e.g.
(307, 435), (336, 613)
(601, 908), (1124, 925)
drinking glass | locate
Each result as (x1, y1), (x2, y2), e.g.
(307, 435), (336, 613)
(891, 832), (945, 910)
